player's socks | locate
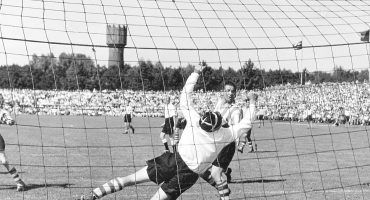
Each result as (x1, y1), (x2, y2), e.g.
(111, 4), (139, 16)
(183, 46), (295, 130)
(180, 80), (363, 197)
(248, 141), (254, 152)
(162, 141), (169, 151)
(237, 142), (246, 153)
(200, 170), (216, 187)
(7, 166), (21, 184)
(216, 179), (230, 200)
(92, 178), (124, 198)
(2, 160), (26, 191)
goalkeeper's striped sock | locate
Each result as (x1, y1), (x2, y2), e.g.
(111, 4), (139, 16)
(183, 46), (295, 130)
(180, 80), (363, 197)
(216, 180), (230, 200)
(92, 178), (124, 198)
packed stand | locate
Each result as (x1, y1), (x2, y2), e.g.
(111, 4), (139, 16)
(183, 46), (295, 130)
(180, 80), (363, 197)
(0, 81), (369, 126)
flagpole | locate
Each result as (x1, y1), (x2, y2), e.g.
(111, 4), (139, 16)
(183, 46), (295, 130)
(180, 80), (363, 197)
(293, 41), (303, 85)
(360, 30), (370, 82)
(294, 49), (300, 84)
(367, 43), (370, 82)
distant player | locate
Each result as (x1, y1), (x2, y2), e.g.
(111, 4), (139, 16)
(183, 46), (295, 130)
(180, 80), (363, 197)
(0, 94), (26, 191)
(122, 100), (135, 134)
(238, 94), (258, 153)
(303, 105), (313, 128)
(159, 96), (177, 152)
(256, 105), (266, 128)
(78, 65), (255, 200)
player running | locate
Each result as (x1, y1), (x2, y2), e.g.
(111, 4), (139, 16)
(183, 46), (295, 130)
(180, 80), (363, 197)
(237, 96), (258, 153)
(0, 94), (26, 191)
(77, 65), (255, 200)
(159, 96), (177, 152)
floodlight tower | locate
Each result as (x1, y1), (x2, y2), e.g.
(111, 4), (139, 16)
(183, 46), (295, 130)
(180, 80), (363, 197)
(106, 24), (127, 68)
(360, 29), (369, 82)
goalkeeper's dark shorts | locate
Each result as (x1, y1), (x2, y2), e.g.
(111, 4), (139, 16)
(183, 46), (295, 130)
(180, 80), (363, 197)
(212, 141), (236, 170)
(146, 151), (199, 199)
(0, 134), (5, 151)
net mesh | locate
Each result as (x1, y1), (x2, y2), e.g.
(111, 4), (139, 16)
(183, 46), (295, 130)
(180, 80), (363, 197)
(0, 0), (370, 199)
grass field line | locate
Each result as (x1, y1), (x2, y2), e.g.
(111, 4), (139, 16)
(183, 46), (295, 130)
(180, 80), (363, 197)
(270, 121), (358, 128)
(179, 188), (370, 197)
(119, 189), (370, 199)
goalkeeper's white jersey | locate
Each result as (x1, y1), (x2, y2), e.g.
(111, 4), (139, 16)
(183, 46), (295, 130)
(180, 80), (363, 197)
(178, 72), (254, 174)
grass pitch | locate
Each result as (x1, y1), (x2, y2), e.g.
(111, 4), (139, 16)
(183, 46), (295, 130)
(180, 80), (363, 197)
(0, 115), (369, 200)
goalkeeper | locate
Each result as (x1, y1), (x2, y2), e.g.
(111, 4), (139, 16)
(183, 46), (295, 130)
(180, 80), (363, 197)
(0, 94), (26, 191)
(78, 65), (255, 200)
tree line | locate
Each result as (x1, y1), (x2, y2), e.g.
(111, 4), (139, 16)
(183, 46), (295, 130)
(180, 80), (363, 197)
(0, 53), (368, 91)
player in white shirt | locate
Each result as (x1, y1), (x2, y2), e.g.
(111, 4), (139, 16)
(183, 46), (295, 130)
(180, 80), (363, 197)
(78, 66), (255, 200)
(0, 94), (26, 191)
(256, 106), (267, 128)
(205, 81), (243, 184)
(122, 100), (135, 134)
(237, 95), (258, 154)
(159, 96), (177, 152)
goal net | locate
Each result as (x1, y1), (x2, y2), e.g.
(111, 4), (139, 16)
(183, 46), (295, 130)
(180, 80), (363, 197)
(0, 0), (370, 199)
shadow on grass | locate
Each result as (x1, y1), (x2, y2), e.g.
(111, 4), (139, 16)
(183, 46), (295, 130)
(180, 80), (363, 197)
(0, 171), (25, 175)
(0, 183), (73, 191)
(230, 178), (285, 184)
(361, 182), (370, 187)
(252, 150), (278, 153)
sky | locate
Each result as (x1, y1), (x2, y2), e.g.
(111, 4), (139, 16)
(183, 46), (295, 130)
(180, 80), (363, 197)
(1, 0), (370, 73)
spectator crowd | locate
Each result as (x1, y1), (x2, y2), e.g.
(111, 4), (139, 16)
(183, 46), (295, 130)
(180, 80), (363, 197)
(1, 81), (370, 126)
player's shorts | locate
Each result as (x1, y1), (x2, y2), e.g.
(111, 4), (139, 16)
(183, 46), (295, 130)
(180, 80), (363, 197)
(0, 134), (5, 151)
(162, 117), (175, 136)
(146, 151), (199, 199)
(339, 115), (347, 123)
(212, 141), (236, 170)
(175, 117), (187, 130)
(306, 115), (312, 121)
(257, 115), (264, 120)
(123, 114), (132, 123)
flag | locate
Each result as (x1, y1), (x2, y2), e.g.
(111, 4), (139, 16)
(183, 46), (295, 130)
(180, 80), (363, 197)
(293, 41), (302, 50)
(360, 30), (369, 42)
